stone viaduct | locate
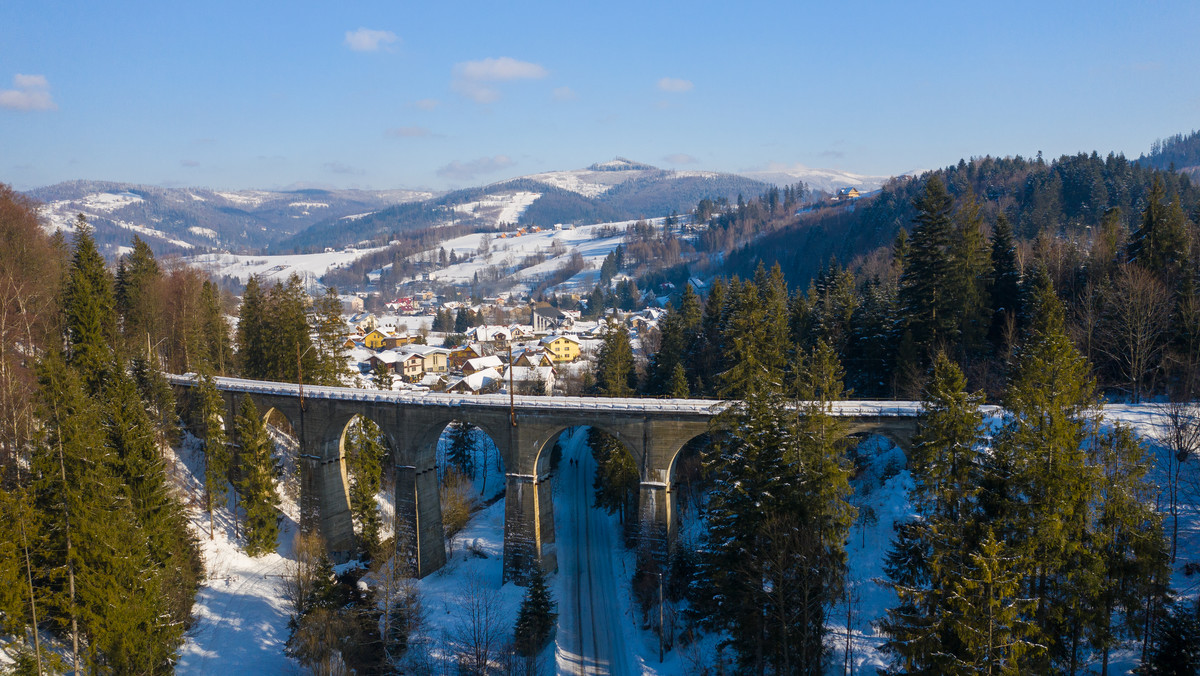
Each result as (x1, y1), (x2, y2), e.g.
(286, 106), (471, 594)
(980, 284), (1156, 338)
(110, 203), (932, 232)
(172, 375), (920, 582)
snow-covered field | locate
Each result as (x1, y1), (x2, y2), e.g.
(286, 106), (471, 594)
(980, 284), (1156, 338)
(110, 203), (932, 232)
(187, 246), (390, 285)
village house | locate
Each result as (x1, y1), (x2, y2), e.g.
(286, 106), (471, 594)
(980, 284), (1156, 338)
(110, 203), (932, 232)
(504, 365), (556, 396)
(540, 334), (581, 363)
(531, 305), (572, 333)
(512, 348), (554, 368)
(363, 328), (391, 350)
(468, 325), (512, 349)
(382, 333), (421, 350)
(446, 367), (503, 394)
(462, 354), (504, 376)
(832, 186), (861, 201)
(448, 343), (484, 370)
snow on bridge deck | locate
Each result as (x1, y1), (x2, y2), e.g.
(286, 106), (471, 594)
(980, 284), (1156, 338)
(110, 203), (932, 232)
(169, 374), (929, 418)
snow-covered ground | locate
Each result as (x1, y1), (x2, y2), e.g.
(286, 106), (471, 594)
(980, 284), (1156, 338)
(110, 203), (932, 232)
(410, 217), (664, 296)
(173, 431), (302, 674)
(166, 399), (1199, 675)
(187, 246), (390, 285)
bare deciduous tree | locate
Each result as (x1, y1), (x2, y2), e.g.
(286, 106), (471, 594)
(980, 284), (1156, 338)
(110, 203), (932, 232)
(1099, 266), (1172, 402)
(452, 573), (506, 675)
(1156, 401), (1200, 563)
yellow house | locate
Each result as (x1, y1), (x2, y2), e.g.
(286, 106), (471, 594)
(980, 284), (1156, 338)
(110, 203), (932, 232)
(539, 334), (580, 363)
(363, 329), (391, 350)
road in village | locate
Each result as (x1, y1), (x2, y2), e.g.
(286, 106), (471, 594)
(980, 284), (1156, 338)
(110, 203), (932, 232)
(555, 429), (632, 676)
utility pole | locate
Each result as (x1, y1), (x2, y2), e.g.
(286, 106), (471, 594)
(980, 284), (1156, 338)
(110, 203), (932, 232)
(658, 571), (665, 663)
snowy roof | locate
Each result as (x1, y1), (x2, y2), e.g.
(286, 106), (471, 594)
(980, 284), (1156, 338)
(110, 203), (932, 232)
(448, 367), (503, 393)
(504, 365), (555, 382)
(540, 334), (580, 346)
(464, 355), (504, 371)
(399, 344), (449, 357)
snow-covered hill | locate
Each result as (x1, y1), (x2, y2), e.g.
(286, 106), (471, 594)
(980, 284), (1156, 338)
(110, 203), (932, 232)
(26, 180), (432, 261)
(739, 163), (906, 194)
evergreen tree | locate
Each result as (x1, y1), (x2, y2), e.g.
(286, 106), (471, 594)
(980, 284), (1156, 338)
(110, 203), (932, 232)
(311, 286), (347, 386)
(1128, 174), (1192, 285)
(880, 352), (986, 673)
(698, 341), (852, 675)
(513, 563), (556, 657)
(990, 269), (1101, 670)
(101, 360), (201, 647)
(200, 280), (232, 375)
(0, 486), (39, 645)
(667, 362), (690, 398)
(234, 395), (280, 556)
(454, 307), (470, 333)
(33, 355), (174, 673)
(372, 361), (394, 390)
(115, 235), (163, 357)
(718, 278), (769, 398)
(236, 276), (269, 379)
(594, 319), (637, 396)
(446, 422), (476, 479)
(267, 274), (316, 383)
(63, 217), (116, 390)
(1142, 599), (1200, 676)
(899, 175), (957, 357)
(344, 417), (386, 555)
(197, 373), (230, 539)
(946, 529), (1042, 675)
(590, 429), (638, 524)
(949, 190), (993, 354)
(692, 277), (726, 396)
(988, 214), (1022, 353)
(758, 262), (793, 376)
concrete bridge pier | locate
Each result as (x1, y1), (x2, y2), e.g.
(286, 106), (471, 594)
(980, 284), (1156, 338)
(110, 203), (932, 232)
(297, 404), (357, 563)
(637, 481), (673, 570)
(502, 471), (556, 583)
(393, 459), (445, 577)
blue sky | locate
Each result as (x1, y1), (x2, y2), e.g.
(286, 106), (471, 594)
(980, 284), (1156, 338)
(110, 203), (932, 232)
(3, 1), (1199, 192)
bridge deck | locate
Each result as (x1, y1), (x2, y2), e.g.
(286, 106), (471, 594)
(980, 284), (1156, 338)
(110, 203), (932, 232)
(169, 373), (935, 418)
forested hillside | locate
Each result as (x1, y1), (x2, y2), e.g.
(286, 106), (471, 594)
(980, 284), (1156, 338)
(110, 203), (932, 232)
(274, 171), (769, 254)
(0, 185), (232, 671)
(1139, 129), (1200, 178)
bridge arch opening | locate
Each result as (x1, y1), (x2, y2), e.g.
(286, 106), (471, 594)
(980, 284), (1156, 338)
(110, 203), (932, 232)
(665, 431), (712, 528)
(336, 414), (397, 560)
(262, 407), (301, 506)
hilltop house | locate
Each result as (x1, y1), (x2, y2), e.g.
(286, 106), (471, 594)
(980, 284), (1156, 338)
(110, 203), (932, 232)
(833, 187), (861, 201)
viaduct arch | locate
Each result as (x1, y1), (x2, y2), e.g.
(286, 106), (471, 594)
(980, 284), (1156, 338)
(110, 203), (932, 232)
(173, 375), (919, 582)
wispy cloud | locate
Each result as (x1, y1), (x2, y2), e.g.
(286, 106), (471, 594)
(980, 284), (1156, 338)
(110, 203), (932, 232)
(818, 149), (846, 160)
(324, 161), (364, 175)
(386, 126), (433, 138)
(413, 98), (440, 111)
(437, 155), (515, 181)
(663, 153), (699, 165)
(657, 77), (693, 93)
(552, 86), (577, 101)
(180, 159), (201, 167)
(452, 57), (547, 103)
(344, 28), (399, 52)
(0, 74), (57, 111)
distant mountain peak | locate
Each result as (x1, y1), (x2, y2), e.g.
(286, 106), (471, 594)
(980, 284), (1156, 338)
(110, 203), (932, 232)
(587, 157), (658, 172)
